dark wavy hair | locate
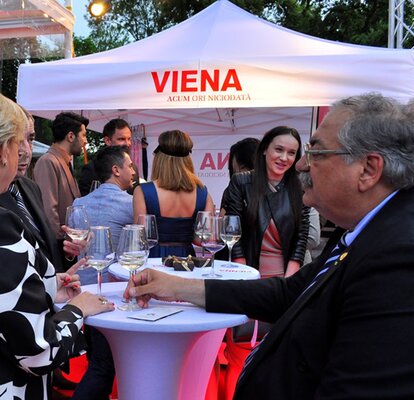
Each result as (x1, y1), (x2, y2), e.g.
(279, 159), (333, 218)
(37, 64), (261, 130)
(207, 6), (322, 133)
(52, 112), (89, 142)
(247, 126), (303, 229)
(228, 137), (260, 177)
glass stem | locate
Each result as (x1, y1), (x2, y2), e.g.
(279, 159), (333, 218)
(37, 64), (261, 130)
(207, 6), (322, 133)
(129, 270), (137, 309)
(209, 252), (216, 276)
(228, 244), (233, 265)
(97, 270), (102, 296)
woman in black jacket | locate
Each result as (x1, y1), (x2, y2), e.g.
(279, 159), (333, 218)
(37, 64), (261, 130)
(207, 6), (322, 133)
(222, 125), (310, 277)
(220, 126), (310, 400)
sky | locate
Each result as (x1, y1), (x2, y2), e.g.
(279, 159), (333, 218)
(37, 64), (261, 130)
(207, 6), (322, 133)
(72, 0), (91, 37)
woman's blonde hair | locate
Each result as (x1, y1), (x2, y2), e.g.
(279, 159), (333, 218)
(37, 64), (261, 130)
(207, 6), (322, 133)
(0, 94), (26, 149)
(151, 130), (204, 192)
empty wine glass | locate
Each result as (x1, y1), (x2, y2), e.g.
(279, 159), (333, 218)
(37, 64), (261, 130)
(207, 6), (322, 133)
(86, 226), (114, 296)
(65, 205), (90, 241)
(117, 225), (149, 311)
(136, 214), (158, 250)
(221, 215), (242, 267)
(193, 211), (212, 257)
(201, 216), (225, 278)
(89, 180), (101, 193)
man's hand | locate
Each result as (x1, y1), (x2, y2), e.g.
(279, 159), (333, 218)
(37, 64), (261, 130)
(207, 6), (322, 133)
(124, 269), (206, 308)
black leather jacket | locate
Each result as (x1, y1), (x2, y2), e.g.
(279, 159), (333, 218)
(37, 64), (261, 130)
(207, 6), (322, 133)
(222, 171), (310, 270)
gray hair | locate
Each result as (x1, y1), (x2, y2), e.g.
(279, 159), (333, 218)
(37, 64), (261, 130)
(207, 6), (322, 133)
(330, 92), (414, 190)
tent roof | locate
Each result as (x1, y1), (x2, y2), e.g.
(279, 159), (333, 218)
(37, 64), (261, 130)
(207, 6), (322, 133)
(32, 140), (50, 158)
(0, 0), (73, 39)
(17, 0), (414, 134)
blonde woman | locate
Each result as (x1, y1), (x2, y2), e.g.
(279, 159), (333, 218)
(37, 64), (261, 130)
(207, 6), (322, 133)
(133, 130), (214, 257)
(0, 94), (114, 399)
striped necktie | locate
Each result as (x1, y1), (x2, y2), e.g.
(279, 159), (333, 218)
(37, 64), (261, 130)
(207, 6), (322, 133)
(300, 232), (348, 297)
(238, 233), (348, 383)
(8, 183), (40, 233)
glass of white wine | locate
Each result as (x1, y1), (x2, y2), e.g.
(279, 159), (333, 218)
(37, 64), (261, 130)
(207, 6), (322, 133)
(117, 225), (149, 311)
(65, 205), (90, 241)
(221, 215), (242, 267)
(86, 226), (114, 296)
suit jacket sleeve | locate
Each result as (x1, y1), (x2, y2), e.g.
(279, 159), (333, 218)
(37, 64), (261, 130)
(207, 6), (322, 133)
(205, 263), (316, 322)
(33, 156), (62, 238)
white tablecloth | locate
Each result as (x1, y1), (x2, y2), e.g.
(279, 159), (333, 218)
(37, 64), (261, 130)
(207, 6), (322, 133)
(108, 257), (260, 281)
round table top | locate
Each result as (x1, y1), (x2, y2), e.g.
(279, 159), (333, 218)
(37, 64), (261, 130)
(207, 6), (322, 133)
(58, 282), (249, 333)
(108, 258), (260, 281)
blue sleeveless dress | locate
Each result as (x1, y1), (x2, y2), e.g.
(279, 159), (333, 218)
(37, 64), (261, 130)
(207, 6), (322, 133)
(140, 182), (208, 257)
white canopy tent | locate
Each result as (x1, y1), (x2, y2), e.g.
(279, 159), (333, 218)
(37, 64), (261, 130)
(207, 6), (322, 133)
(33, 140), (50, 158)
(16, 0), (414, 204)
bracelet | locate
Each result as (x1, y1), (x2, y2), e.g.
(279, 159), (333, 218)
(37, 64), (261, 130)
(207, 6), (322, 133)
(65, 255), (75, 262)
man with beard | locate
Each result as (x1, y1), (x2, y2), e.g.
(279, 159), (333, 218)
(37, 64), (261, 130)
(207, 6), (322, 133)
(123, 93), (414, 399)
(34, 112), (89, 270)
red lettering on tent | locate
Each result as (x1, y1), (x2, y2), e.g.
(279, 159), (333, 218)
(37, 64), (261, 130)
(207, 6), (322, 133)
(200, 70), (220, 91)
(221, 69), (242, 91)
(181, 70), (198, 92)
(200, 153), (216, 170)
(217, 152), (229, 170)
(172, 71), (178, 92)
(151, 71), (170, 93)
(151, 69), (243, 93)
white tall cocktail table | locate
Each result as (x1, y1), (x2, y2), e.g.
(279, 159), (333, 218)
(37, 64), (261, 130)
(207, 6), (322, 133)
(75, 282), (249, 400)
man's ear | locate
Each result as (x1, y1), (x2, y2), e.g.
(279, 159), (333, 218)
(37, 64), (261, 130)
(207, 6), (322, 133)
(358, 153), (384, 192)
(112, 164), (120, 177)
(103, 136), (111, 146)
(67, 131), (75, 143)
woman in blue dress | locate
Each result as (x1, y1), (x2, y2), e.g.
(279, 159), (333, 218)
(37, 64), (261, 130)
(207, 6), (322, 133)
(133, 130), (214, 257)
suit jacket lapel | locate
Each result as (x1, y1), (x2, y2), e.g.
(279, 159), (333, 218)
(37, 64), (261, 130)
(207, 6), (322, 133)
(16, 180), (49, 248)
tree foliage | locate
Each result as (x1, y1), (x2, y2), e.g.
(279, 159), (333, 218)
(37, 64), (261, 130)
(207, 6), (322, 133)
(84, 0), (162, 47)
(80, 0), (404, 52)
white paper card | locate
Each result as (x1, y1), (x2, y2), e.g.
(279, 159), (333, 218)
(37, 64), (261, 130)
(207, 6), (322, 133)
(127, 307), (183, 321)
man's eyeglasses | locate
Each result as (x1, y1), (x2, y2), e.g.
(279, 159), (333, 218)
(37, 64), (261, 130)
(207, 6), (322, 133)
(304, 143), (351, 167)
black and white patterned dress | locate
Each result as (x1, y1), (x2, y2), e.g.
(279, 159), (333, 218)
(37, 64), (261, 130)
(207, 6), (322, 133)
(0, 208), (85, 399)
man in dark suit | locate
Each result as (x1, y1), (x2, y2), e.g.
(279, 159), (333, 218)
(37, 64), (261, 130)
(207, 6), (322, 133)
(124, 93), (414, 399)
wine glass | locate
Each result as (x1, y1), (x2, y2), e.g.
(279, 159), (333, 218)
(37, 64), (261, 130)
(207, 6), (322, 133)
(193, 211), (212, 257)
(117, 225), (149, 311)
(65, 205), (90, 241)
(201, 216), (226, 278)
(89, 180), (101, 193)
(136, 214), (158, 250)
(220, 215), (242, 267)
(86, 226), (114, 296)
